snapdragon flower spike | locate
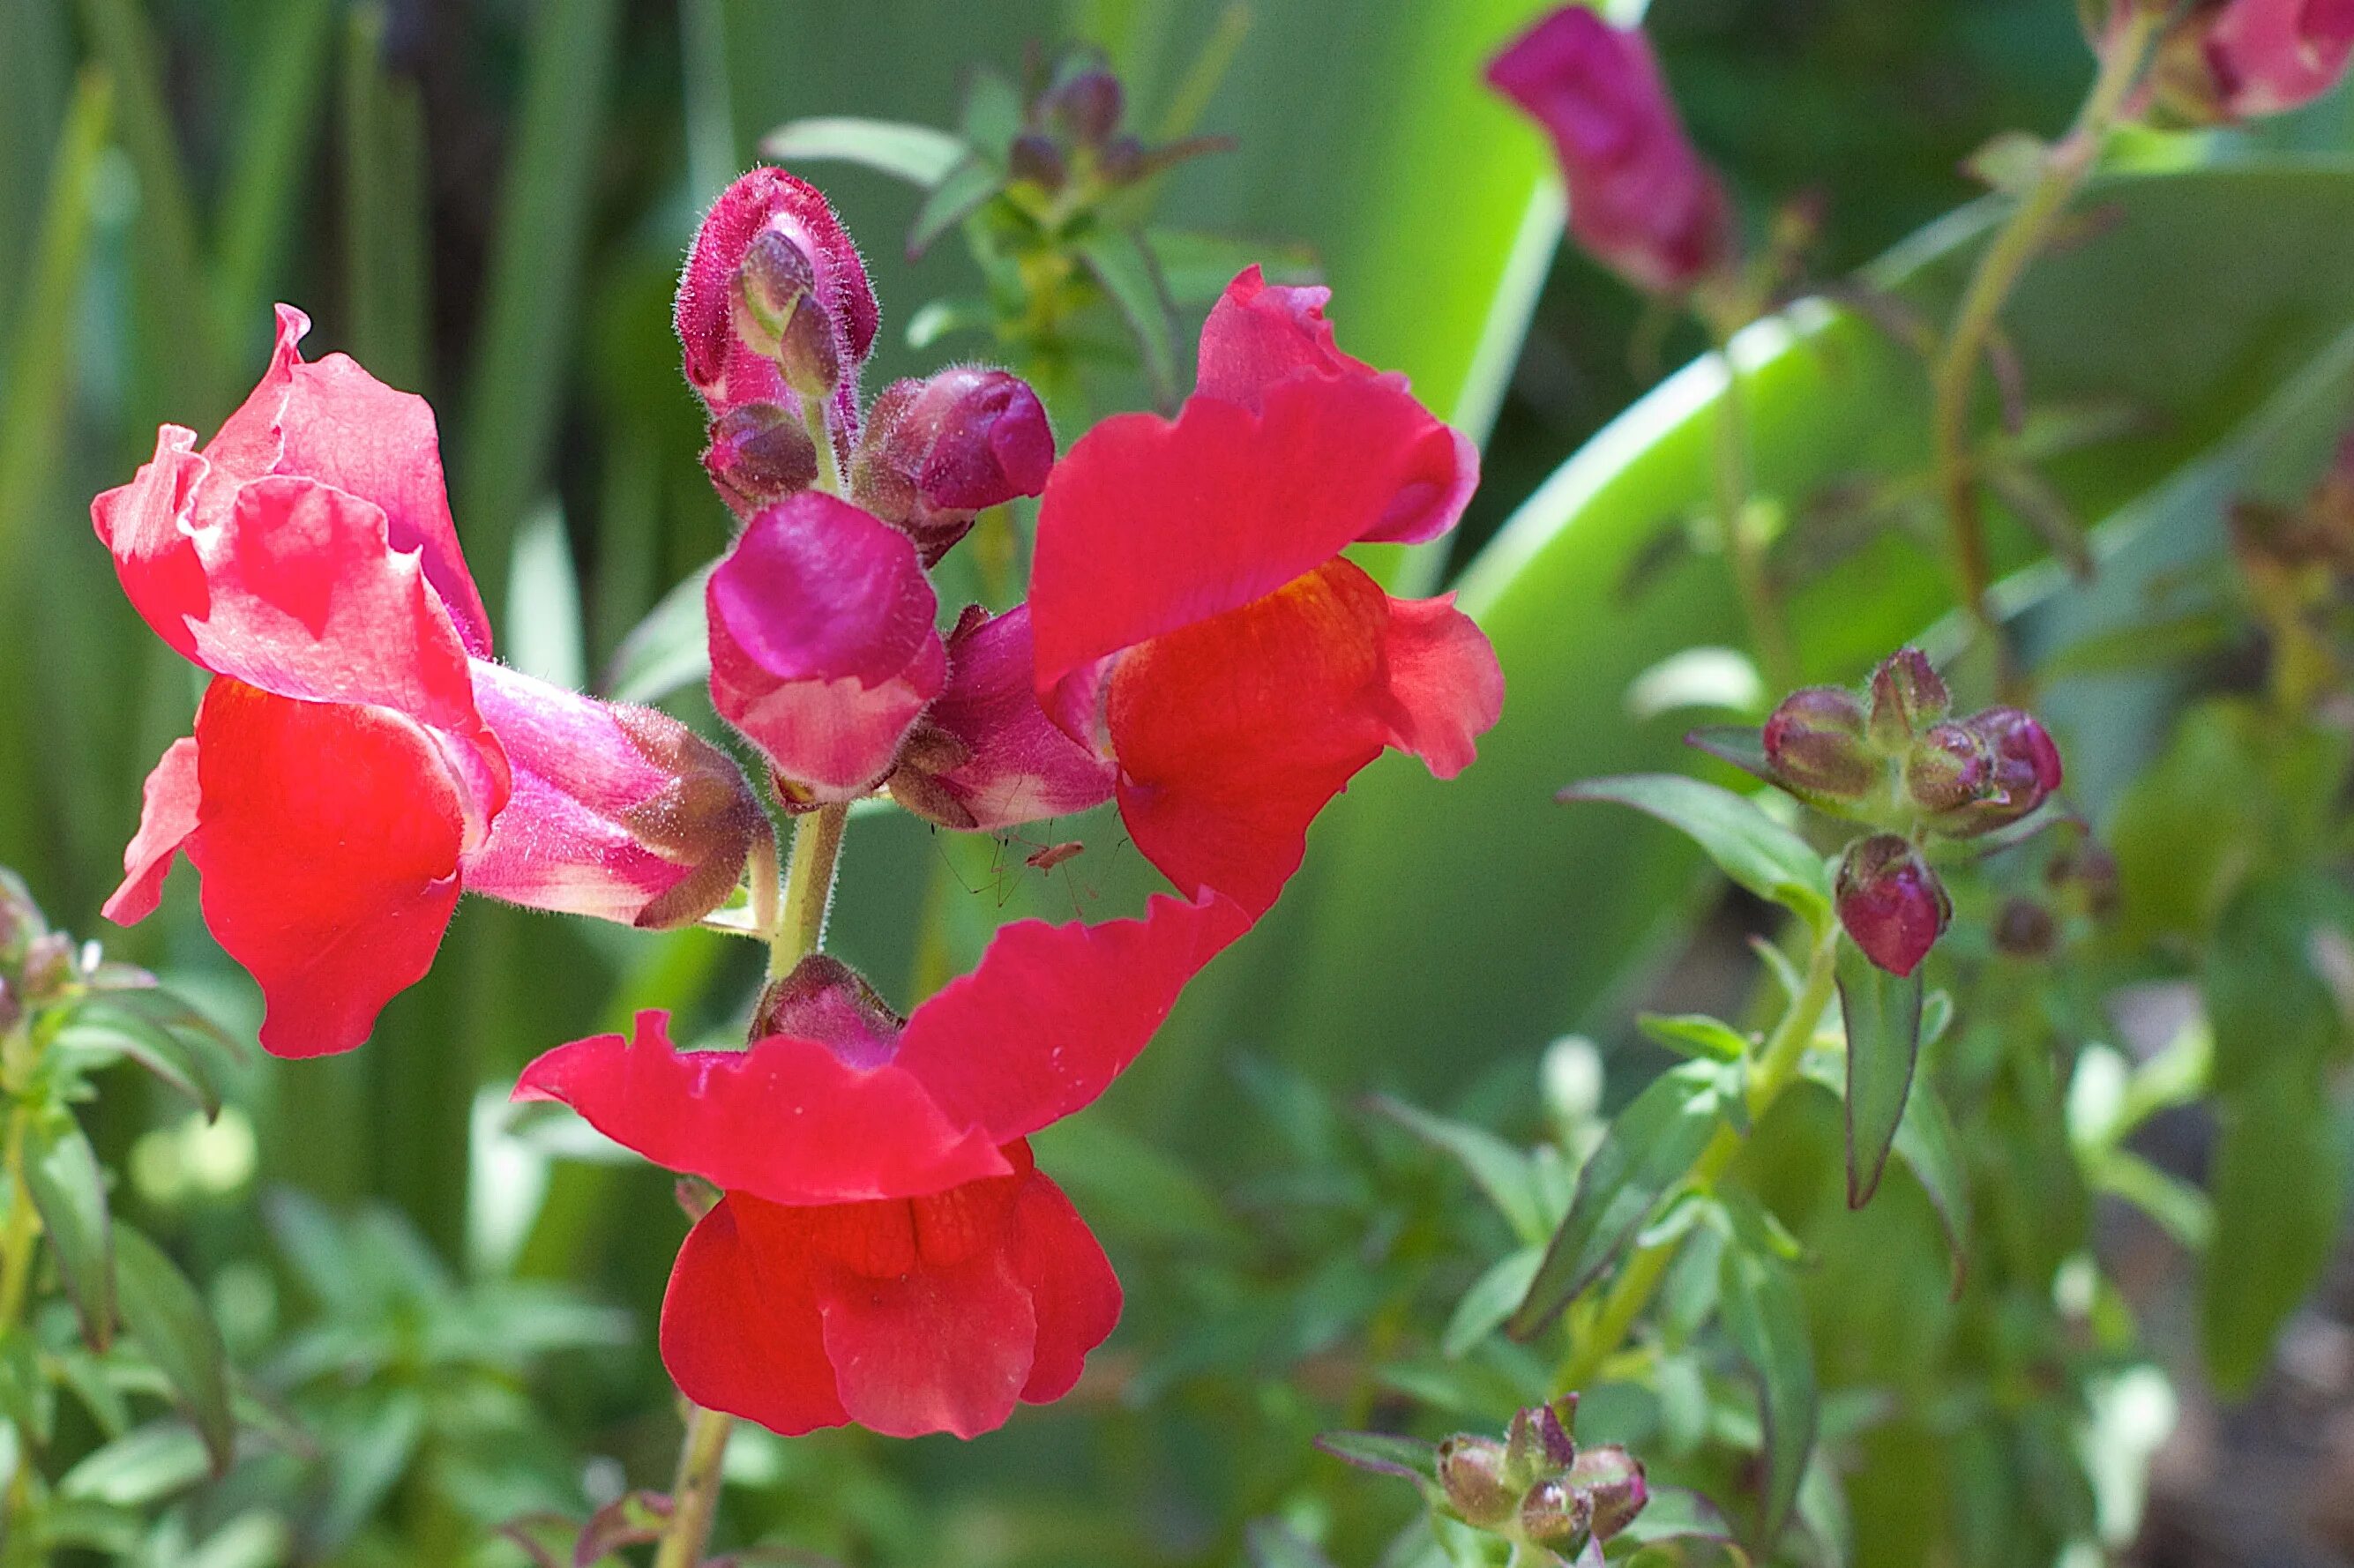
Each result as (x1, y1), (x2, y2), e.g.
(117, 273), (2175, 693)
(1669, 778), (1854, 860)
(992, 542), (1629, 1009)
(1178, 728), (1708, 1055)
(97, 308), (762, 1056)
(1029, 267), (1501, 915)
(706, 491), (946, 807)
(852, 368), (1057, 564)
(1835, 834), (1950, 977)
(676, 167), (879, 456)
(1487, 7), (1734, 295)
(890, 606), (1116, 833)
(512, 891), (1250, 1438)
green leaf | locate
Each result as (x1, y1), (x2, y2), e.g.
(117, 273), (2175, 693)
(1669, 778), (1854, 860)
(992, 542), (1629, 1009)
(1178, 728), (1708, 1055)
(211, 0), (336, 336)
(2201, 1065), (2352, 1394)
(21, 1113), (113, 1349)
(1367, 1094), (1551, 1245)
(1442, 1246), (1544, 1358)
(758, 116), (968, 186)
(1073, 225), (1179, 402)
(53, 1000), (222, 1120)
(1508, 1062), (1726, 1338)
(1312, 1430), (1439, 1485)
(1557, 775), (1830, 926)
(956, 66), (1023, 161)
(604, 563), (714, 704)
(340, 2), (432, 390)
(111, 1224), (235, 1475)
(2203, 873), (2344, 1094)
(57, 1420), (210, 1507)
(1835, 936), (1924, 1208)
(1889, 1078), (1973, 1299)
(908, 155), (1005, 259)
(1717, 1213), (1819, 1550)
(1638, 1012), (1752, 1064)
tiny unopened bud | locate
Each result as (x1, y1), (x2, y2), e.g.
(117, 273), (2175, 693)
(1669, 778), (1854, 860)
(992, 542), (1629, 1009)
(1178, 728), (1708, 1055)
(1867, 647), (1950, 750)
(1096, 134), (1147, 185)
(2048, 838), (2120, 919)
(1009, 132), (1068, 190)
(1042, 68), (1124, 145)
(1565, 1445), (1649, 1542)
(18, 933), (73, 1006)
(1993, 898), (2058, 958)
(702, 402), (819, 518)
(1437, 1436), (1517, 1527)
(733, 229), (842, 400)
(1932, 706), (2063, 837)
(1836, 835), (1951, 978)
(1763, 685), (1876, 799)
(1534, 1397), (1578, 1469)
(853, 369), (1057, 564)
(1516, 1479), (1595, 1555)
(751, 953), (904, 1058)
(1905, 721), (1988, 815)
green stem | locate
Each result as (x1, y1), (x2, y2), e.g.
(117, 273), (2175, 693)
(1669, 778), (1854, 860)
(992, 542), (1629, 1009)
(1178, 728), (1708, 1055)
(1929, 10), (2157, 671)
(650, 1404), (736, 1568)
(771, 804), (848, 978)
(1556, 928), (1840, 1392)
(1703, 321), (1796, 691)
(0, 1108), (37, 1333)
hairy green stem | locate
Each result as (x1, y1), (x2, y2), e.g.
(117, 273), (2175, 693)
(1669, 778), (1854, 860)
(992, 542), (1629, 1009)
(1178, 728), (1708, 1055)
(650, 1402), (736, 1568)
(771, 803), (848, 978)
(1556, 928), (1840, 1392)
(1929, 10), (2156, 674)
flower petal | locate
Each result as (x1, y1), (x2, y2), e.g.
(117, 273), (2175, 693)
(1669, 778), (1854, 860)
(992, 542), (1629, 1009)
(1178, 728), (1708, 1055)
(1010, 1168), (1121, 1404)
(1193, 266), (1372, 407)
(1031, 372), (1468, 695)
(660, 1197), (848, 1437)
(102, 737), (201, 926)
(707, 492), (945, 801)
(512, 1012), (1011, 1204)
(900, 604), (1115, 832)
(890, 889), (1249, 1142)
(90, 428), (212, 668)
(462, 661), (760, 929)
(183, 680), (467, 1057)
(1379, 591), (1506, 780)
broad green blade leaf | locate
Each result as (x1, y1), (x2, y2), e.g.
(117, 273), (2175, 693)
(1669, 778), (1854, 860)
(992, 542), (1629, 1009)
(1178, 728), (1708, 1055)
(909, 156), (1005, 258)
(1311, 1430), (1439, 1485)
(57, 1421), (210, 1508)
(605, 562), (714, 703)
(759, 116), (968, 186)
(1507, 1061), (1724, 1338)
(1890, 1077), (1971, 1299)
(2203, 873), (2345, 1094)
(2201, 1064), (2352, 1394)
(112, 1224), (235, 1475)
(1718, 1221), (1819, 1550)
(1150, 164), (2354, 1123)
(1074, 225), (1179, 402)
(1442, 1245), (1545, 1357)
(1558, 774), (1830, 927)
(21, 1113), (114, 1349)
(1368, 1094), (1551, 1245)
(1145, 227), (1319, 303)
(1638, 1012), (1752, 1064)
(1836, 936), (1924, 1208)
(55, 1000), (223, 1121)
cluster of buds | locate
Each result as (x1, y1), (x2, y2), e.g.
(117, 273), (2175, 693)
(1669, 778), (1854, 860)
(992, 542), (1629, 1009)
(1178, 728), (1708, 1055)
(1705, 649), (2064, 976)
(2141, 0), (2354, 123)
(1436, 1398), (1648, 1561)
(1005, 56), (1219, 200)
(0, 871), (71, 1036)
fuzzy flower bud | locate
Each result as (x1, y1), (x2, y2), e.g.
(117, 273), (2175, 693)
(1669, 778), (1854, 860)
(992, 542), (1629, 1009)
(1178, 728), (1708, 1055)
(702, 402), (820, 519)
(1517, 1480), (1595, 1556)
(852, 369), (1057, 564)
(1931, 706), (2063, 838)
(1866, 647), (1950, 750)
(1836, 834), (1952, 977)
(2156, 0), (2354, 121)
(1565, 1445), (1649, 1542)
(1762, 685), (1876, 799)
(1904, 721), (1988, 815)
(1437, 1436), (1517, 1527)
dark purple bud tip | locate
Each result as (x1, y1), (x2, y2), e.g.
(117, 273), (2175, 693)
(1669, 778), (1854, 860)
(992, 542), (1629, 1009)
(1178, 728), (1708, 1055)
(1436, 1436), (1516, 1527)
(1836, 834), (1950, 977)
(1867, 647), (1950, 749)
(1993, 898), (2057, 959)
(1043, 68), (1125, 145)
(1762, 685), (1875, 799)
(1009, 132), (1068, 190)
(1535, 1400), (1578, 1469)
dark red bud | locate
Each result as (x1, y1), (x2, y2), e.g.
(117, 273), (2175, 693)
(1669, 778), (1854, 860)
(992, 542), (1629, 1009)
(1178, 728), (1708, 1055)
(1437, 1436), (1516, 1527)
(751, 953), (905, 1063)
(1517, 1479), (1595, 1555)
(701, 402), (819, 518)
(1931, 706), (2063, 837)
(1836, 835), (1951, 977)
(1043, 68), (1124, 144)
(1565, 1445), (1649, 1542)
(1993, 898), (2058, 958)
(1009, 132), (1068, 190)
(1762, 685), (1876, 799)
(1867, 647), (1950, 749)
(1904, 721), (1988, 814)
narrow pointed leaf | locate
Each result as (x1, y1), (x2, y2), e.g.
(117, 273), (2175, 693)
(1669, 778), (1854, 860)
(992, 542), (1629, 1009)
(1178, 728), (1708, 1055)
(1558, 775), (1829, 926)
(1718, 1227), (1818, 1549)
(111, 1224), (234, 1475)
(1837, 936), (1924, 1207)
(21, 1114), (113, 1349)
(759, 116), (967, 185)
(604, 564), (714, 703)
(1442, 1246), (1545, 1358)
(1508, 1062), (1725, 1338)
(1074, 226), (1178, 402)
(1367, 1094), (1549, 1245)
(1312, 1430), (1438, 1485)
(907, 156), (1005, 259)
(54, 1002), (221, 1120)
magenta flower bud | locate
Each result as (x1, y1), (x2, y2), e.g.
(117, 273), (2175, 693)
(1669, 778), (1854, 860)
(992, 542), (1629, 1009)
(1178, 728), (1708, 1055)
(1009, 132), (1069, 190)
(1042, 67), (1125, 146)
(887, 604), (1114, 832)
(2200, 0), (2354, 117)
(853, 369), (1057, 565)
(1933, 706), (2063, 837)
(701, 403), (819, 519)
(1486, 8), (1734, 295)
(1565, 1445), (1649, 1542)
(706, 492), (946, 807)
(1762, 685), (1877, 800)
(1866, 647), (1950, 750)
(463, 662), (765, 930)
(676, 168), (878, 431)
(1436, 1436), (1517, 1527)
(1516, 1479), (1595, 1555)
(1835, 835), (1951, 977)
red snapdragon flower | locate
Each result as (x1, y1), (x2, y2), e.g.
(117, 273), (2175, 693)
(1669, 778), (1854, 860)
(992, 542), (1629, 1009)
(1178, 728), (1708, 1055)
(514, 891), (1248, 1438)
(97, 308), (761, 1057)
(1486, 7), (1733, 295)
(1026, 268), (1502, 915)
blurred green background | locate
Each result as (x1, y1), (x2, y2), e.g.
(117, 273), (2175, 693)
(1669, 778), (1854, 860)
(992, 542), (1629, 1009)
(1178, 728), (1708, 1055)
(6, 1), (2354, 1564)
